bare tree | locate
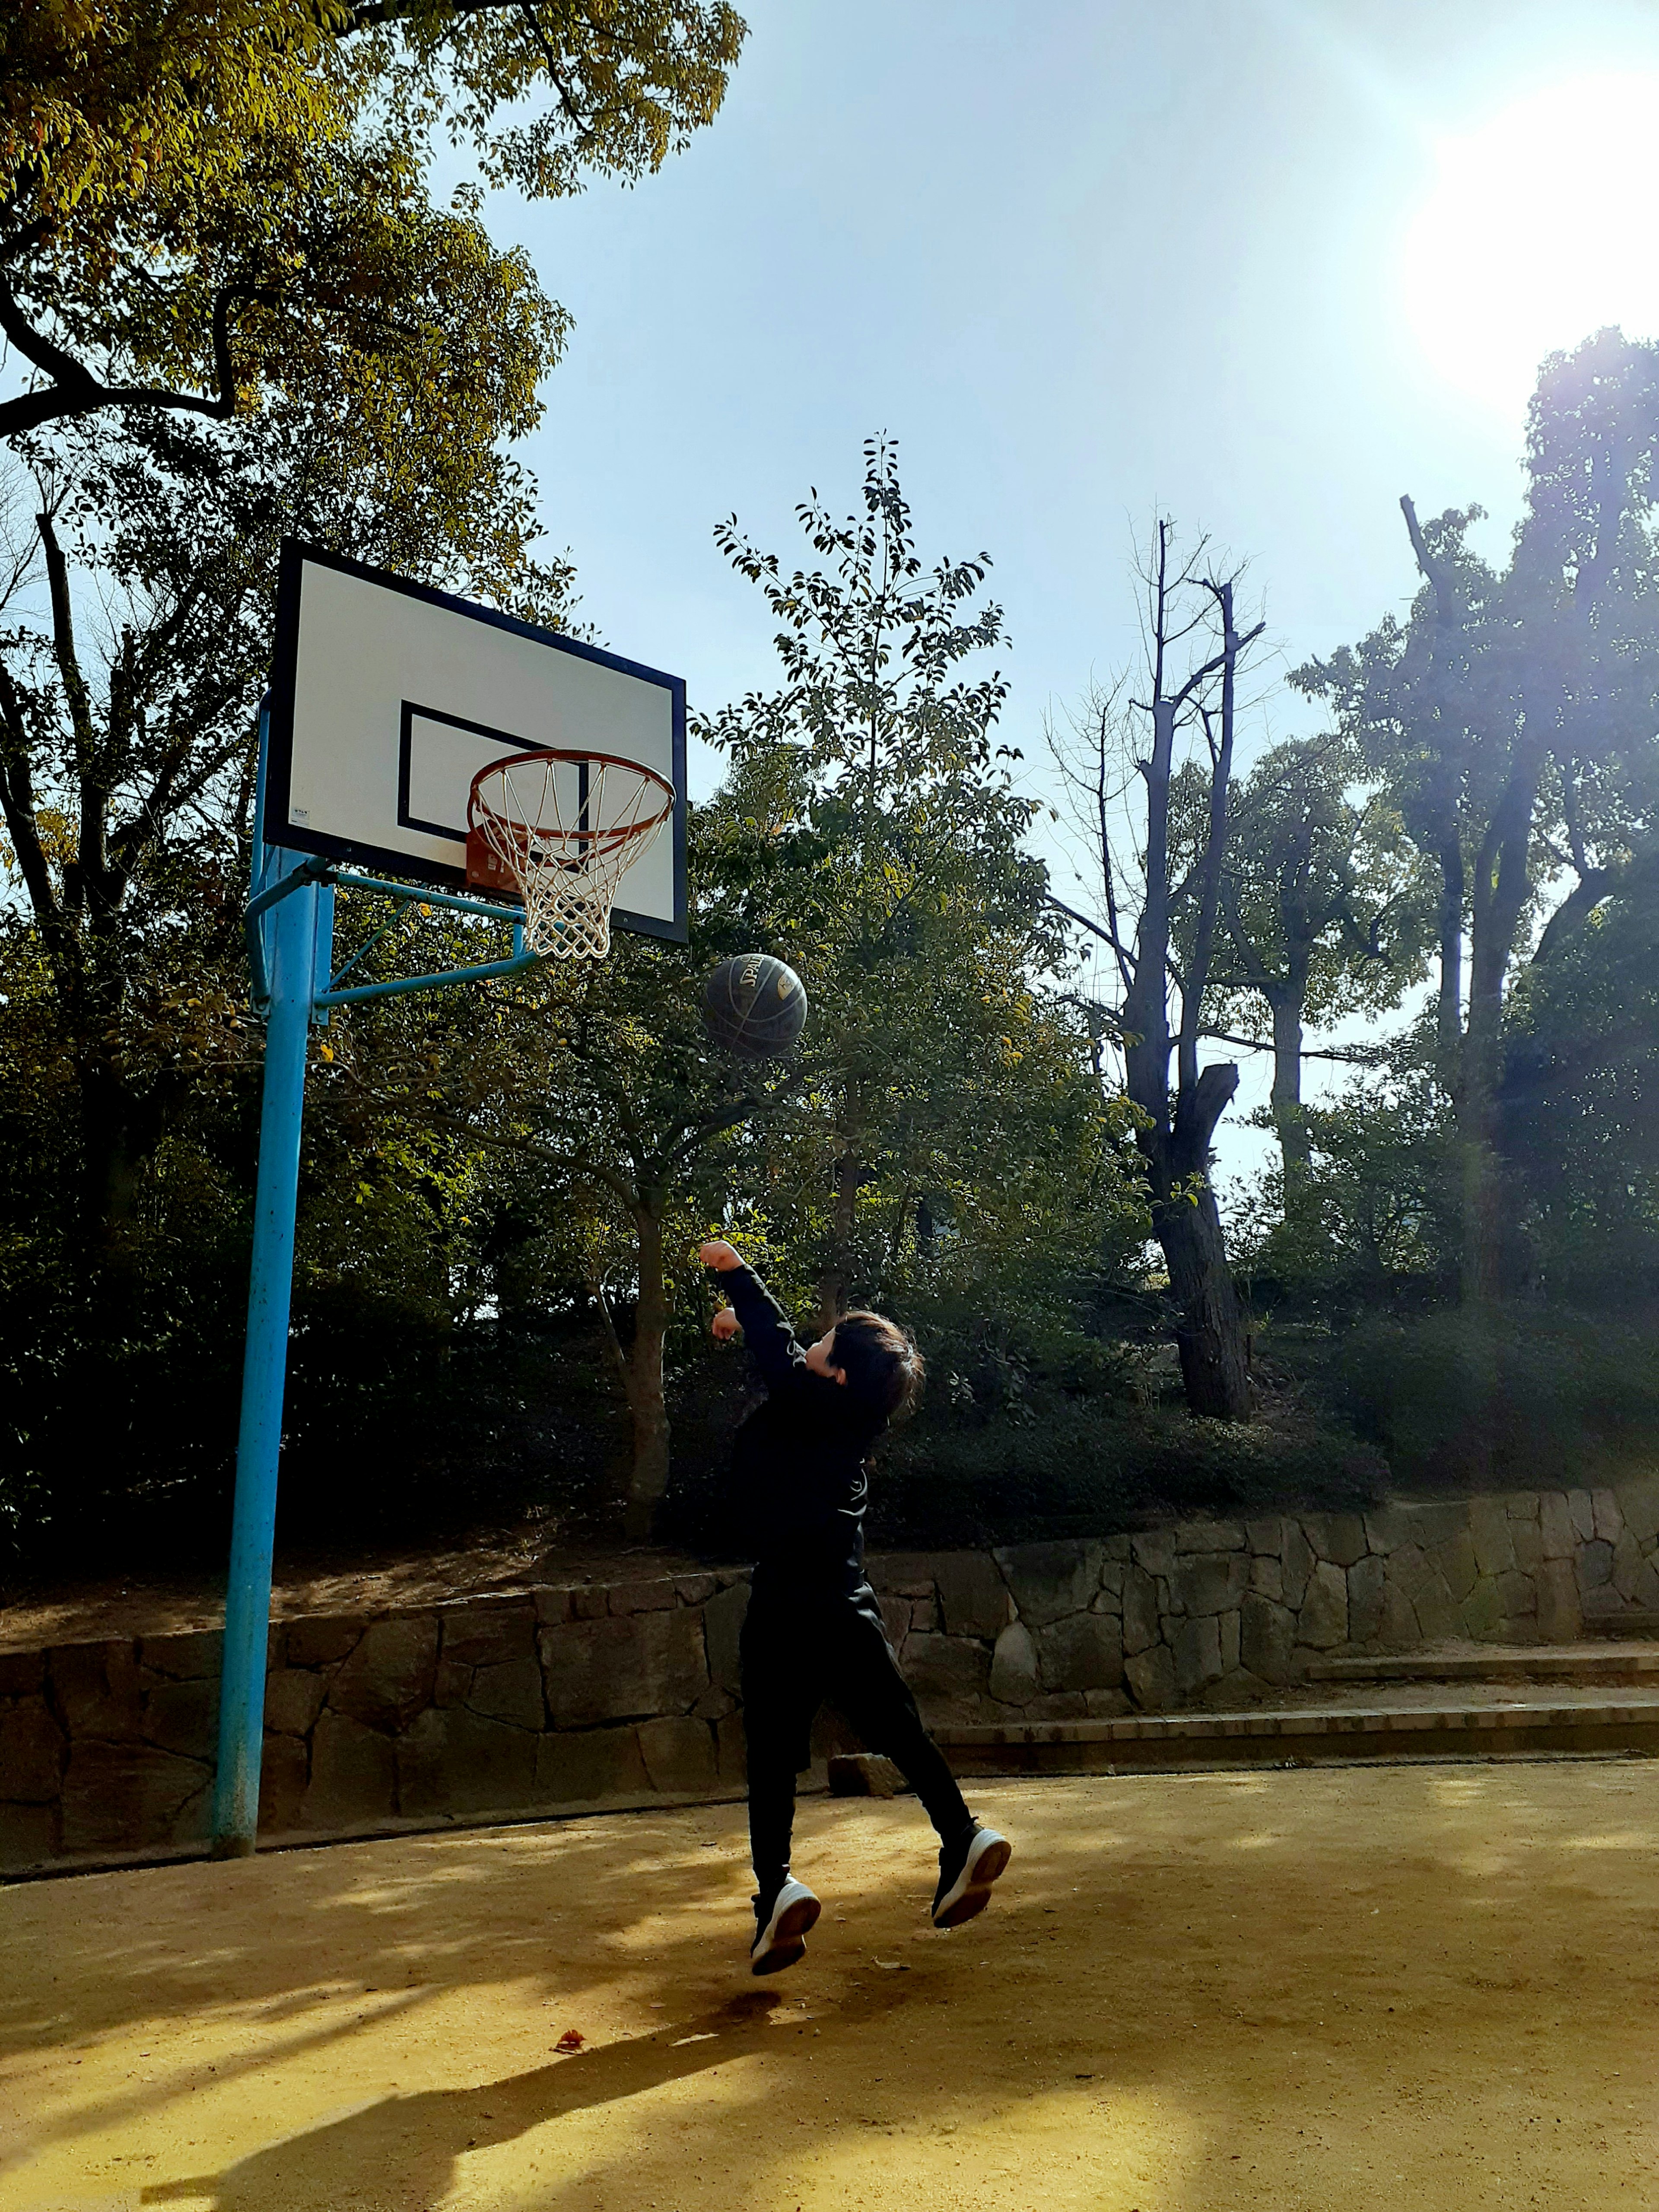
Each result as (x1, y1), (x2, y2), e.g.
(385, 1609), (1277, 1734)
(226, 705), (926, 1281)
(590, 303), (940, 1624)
(1051, 521), (1264, 1420)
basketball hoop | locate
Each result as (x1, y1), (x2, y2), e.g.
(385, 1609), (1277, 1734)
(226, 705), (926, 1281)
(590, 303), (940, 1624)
(466, 748), (676, 960)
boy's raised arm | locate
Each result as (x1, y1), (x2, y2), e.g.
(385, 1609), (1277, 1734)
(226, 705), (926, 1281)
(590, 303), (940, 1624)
(699, 1240), (804, 1388)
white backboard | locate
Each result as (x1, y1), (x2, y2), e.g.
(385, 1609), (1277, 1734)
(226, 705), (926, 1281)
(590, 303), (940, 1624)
(264, 542), (686, 939)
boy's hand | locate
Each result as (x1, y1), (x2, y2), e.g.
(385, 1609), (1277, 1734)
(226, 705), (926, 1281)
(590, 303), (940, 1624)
(698, 1239), (743, 1272)
(710, 1307), (741, 1343)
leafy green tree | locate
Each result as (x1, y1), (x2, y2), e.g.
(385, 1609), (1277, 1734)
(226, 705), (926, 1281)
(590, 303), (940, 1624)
(1, 0), (744, 444)
(1201, 736), (1430, 1212)
(1296, 328), (1659, 1301)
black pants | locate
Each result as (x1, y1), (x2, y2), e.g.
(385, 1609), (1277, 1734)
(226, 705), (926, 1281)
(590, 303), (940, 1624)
(740, 1581), (973, 1897)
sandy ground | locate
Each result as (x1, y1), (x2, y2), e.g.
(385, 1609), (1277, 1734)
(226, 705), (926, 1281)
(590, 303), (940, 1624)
(3, 1764), (1658, 2212)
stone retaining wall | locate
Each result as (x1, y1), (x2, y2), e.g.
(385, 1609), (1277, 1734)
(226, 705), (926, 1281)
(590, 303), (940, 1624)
(4, 1478), (1658, 1873)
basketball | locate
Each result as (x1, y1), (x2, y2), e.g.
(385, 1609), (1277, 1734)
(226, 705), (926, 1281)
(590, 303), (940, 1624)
(703, 953), (808, 1058)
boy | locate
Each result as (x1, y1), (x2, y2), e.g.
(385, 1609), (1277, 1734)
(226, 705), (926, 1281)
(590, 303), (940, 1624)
(699, 1238), (1011, 1976)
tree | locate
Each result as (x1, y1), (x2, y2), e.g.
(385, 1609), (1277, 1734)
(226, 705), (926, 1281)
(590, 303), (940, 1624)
(1, 0), (744, 444)
(1051, 520), (1265, 1421)
(702, 437), (1065, 1328)
(1204, 736), (1428, 1212)
(1295, 329), (1659, 1301)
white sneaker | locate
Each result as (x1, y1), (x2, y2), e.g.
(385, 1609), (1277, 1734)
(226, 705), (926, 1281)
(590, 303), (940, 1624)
(750, 1878), (822, 1975)
(931, 1826), (1011, 1929)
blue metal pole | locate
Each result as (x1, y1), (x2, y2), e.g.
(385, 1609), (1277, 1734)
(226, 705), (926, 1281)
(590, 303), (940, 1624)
(211, 842), (324, 1856)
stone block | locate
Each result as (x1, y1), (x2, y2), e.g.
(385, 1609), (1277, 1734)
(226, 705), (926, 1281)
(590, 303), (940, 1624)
(534, 1586), (575, 1625)
(1539, 1492), (1576, 1560)
(283, 1615), (364, 1668)
(1380, 1582), (1420, 1651)
(142, 1676), (218, 1759)
(702, 1580), (749, 1694)
(1504, 1491), (1541, 1519)
(1035, 1611), (1123, 1694)
(878, 1595), (912, 1653)
(259, 1732), (310, 1833)
(0, 1696), (65, 1801)
(1383, 1541), (1430, 1595)
(1283, 1523), (1315, 1611)
(1434, 1530), (1480, 1604)
(1577, 1541), (1615, 1594)
(1172, 1552), (1249, 1618)
(1300, 1562), (1348, 1648)
(1568, 1490), (1596, 1543)
(1494, 1569), (1537, 1621)
(437, 1597), (537, 1669)
(1617, 1478), (1659, 1546)
(935, 1552), (1013, 1640)
(1460, 1578), (1507, 1640)
(609, 1578), (679, 1617)
(1099, 1560), (1125, 1601)
(1402, 1502), (1471, 1549)
(1219, 1610), (1241, 1675)
(265, 1668), (327, 1738)
(828, 1752), (904, 1797)
(0, 1803), (55, 1869)
(49, 1642), (144, 1741)
(1246, 1517), (1285, 1557)
(571, 1588), (610, 1621)
(433, 1659), (473, 1708)
(1348, 1554), (1386, 1647)
(903, 1633), (990, 1713)
(992, 1541), (1102, 1627)
(393, 1704), (537, 1817)
(674, 1574), (718, 1605)
(716, 1709), (746, 1783)
(1121, 1566), (1160, 1656)
(1249, 1556), (1284, 1602)
(867, 1552), (940, 1595)
(1125, 1643), (1176, 1711)
(1411, 1572), (1461, 1644)
(327, 1616), (439, 1734)
(1131, 1531), (1175, 1580)
(638, 1716), (719, 1795)
(140, 1631), (223, 1681)
(1308, 1514), (1369, 1569)
(1362, 1506), (1414, 1555)
(0, 1650), (44, 1697)
(1611, 1529), (1648, 1603)
(1539, 1557), (1575, 1646)
(911, 1599), (939, 1632)
(61, 1739), (210, 1855)
(536, 1727), (652, 1805)
(468, 1657), (545, 1731)
(1105, 1533), (1133, 1560)
(691, 1685), (736, 1721)
(988, 1621), (1039, 1706)
(1084, 1688), (1133, 1717)
(1023, 1691), (1090, 1720)
(1592, 1488), (1623, 1543)
(540, 1609), (708, 1728)
(1172, 1615), (1223, 1693)
(1468, 1497), (1517, 1578)
(303, 1711), (398, 1828)
(1239, 1594), (1294, 1685)
(1174, 1519), (1245, 1552)
(1511, 1520), (1543, 1573)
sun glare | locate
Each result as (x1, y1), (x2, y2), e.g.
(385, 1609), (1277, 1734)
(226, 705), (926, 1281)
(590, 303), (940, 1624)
(1400, 73), (1659, 418)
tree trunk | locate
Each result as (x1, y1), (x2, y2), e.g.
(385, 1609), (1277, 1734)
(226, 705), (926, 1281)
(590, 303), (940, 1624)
(1266, 986), (1313, 1214)
(1155, 1183), (1252, 1418)
(622, 1203), (672, 1541)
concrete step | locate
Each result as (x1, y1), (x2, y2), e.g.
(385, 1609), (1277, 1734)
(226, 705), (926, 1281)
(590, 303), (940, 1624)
(1305, 1642), (1659, 1686)
(1583, 1610), (1659, 1637)
(936, 1690), (1659, 1777)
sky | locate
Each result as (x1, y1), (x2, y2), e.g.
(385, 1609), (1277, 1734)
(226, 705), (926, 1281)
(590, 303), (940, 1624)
(481, 0), (1659, 1179)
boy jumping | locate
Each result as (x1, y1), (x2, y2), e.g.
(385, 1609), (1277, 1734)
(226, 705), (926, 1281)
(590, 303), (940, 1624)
(699, 1239), (1011, 1976)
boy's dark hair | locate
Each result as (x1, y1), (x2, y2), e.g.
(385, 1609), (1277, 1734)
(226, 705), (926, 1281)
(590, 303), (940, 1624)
(831, 1310), (925, 1422)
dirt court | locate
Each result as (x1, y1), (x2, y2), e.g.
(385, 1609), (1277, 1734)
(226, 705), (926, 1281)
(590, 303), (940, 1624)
(2, 1763), (1657, 2212)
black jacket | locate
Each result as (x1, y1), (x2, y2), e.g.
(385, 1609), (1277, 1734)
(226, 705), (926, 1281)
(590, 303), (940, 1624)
(723, 1265), (887, 1600)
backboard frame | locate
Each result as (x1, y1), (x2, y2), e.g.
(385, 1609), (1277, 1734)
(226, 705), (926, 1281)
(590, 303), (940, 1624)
(264, 540), (688, 943)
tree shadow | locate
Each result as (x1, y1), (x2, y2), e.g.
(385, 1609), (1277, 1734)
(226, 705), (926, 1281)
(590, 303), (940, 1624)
(140, 1981), (909, 2212)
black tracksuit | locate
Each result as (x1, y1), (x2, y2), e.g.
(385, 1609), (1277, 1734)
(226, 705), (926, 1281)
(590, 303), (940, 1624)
(721, 1264), (973, 1896)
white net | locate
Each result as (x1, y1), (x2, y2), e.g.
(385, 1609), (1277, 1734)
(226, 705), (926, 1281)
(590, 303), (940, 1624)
(469, 750), (675, 960)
